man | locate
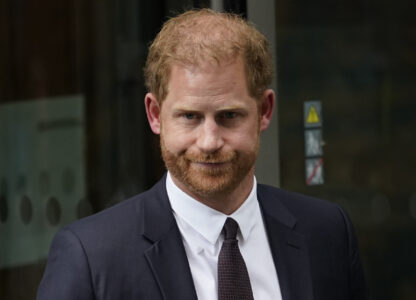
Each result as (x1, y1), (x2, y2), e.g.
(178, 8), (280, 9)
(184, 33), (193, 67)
(37, 9), (367, 300)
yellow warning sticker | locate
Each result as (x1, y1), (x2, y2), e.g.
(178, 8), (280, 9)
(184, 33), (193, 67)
(306, 106), (320, 123)
(304, 100), (322, 128)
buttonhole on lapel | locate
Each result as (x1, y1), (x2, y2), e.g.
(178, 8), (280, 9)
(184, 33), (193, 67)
(286, 239), (301, 249)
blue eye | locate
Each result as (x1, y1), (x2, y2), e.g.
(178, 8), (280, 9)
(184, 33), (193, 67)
(184, 113), (195, 119)
(224, 111), (237, 119)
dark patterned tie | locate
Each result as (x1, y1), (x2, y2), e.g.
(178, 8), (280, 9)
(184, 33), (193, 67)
(218, 218), (254, 300)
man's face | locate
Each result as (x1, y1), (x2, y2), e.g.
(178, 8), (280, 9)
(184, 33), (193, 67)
(146, 58), (273, 200)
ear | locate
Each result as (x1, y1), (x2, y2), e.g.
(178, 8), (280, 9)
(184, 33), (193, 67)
(259, 89), (275, 132)
(145, 93), (161, 134)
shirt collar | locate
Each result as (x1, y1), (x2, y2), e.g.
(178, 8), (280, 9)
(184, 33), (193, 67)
(166, 172), (259, 246)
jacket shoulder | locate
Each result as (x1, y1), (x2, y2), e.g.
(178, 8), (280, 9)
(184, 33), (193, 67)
(257, 183), (349, 235)
(68, 191), (145, 235)
(258, 183), (340, 214)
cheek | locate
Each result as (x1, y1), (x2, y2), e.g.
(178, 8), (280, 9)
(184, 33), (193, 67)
(225, 127), (259, 150)
(162, 126), (195, 152)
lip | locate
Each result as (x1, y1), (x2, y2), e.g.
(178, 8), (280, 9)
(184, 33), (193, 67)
(193, 161), (229, 168)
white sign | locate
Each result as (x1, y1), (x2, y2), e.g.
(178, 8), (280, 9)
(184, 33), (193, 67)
(305, 158), (324, 186)
(305, 129), (323, 157)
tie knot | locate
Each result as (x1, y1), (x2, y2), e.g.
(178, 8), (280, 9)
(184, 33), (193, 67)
(223, 218), (239, 240)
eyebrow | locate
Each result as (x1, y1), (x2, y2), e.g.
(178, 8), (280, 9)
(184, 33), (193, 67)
(173, 105), (245, 112)
(217, 106), (244, 111)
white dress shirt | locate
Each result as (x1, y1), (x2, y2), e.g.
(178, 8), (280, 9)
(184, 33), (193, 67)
(166, 172), (282, 300)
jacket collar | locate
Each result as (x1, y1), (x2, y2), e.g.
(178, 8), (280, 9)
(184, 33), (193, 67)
(141, 175), (198, 300)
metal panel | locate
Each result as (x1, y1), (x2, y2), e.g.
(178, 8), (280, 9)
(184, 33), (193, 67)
(247, 0), (280, 187)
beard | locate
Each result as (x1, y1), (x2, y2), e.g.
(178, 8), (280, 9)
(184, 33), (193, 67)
(161, 135), (259, 199)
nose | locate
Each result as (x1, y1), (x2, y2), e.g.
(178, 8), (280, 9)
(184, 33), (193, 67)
(196, 118), (224, 153)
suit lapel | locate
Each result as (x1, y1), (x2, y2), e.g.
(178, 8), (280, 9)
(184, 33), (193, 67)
(258, 185), (314, 300)
(141, 176), (198, 300)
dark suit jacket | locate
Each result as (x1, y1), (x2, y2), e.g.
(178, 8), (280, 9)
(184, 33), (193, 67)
(37, 176), (367, 300)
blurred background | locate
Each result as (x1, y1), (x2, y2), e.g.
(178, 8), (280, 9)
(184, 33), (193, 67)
(0, 0), (415, 299)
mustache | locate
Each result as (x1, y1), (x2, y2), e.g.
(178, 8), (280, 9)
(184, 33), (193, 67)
(184, 151), (237, 163)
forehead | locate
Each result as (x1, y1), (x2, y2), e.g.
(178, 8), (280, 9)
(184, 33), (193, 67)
(160, 59), (261, 115)
(166, 58), (248, 98)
